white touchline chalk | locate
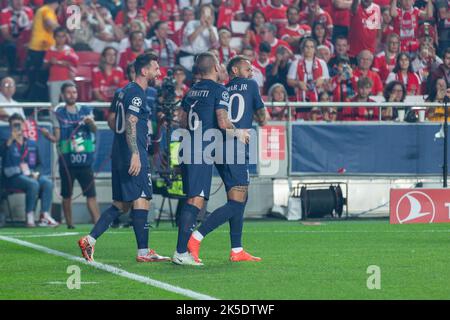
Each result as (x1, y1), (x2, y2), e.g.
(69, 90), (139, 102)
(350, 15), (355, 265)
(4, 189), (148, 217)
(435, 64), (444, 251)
(0, 235), (218, 300)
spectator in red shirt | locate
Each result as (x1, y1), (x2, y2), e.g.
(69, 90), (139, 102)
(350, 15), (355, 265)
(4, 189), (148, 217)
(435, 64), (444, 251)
(172, 6), (195, 47)
(262, 0), (288, 29)
(331, 0), (352, 41)
(379, 6), (395, 50)
(312, 21), (334, 55)
(287, 37), (330, 103)
(389, 0), (433, 54)
(118, 31), (145, 71)
(217, 27), (236, 65)
(244, 9), (266, 50)
(0, 0), (34, 73)
(260, 22), (290, 59)
(278, 6), (311, 51)
(92, 47), (125, 103)
(386, 52), (422, 95)
(348, 0), (382, 57)
(352, 49), (383, 95)
(43, 27), (79, 107)
(299, 0), (334, 38)
(114, 0), (148, 33)
(173, 65), (189, 101)
(216, 0), (244, 29)
(372, 33), (400, 82)
(341, 77), (378, 121)
(253, 41), (273, 80)
(242, 45), (266, 89)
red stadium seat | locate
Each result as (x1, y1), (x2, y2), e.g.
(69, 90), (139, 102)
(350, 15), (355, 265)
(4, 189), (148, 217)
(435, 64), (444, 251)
(74, 66), (93, 102)
(76, 51), (101, 67)
(75, 65), (93, 80)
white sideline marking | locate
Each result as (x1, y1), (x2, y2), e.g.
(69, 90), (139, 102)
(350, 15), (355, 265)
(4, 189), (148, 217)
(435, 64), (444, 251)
(16, 232), (80, 238)
(0, 235), (218, 300)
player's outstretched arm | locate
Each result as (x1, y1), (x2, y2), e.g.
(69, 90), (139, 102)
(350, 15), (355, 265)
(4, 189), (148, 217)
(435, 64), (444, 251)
(216, 109), (250, 144)
(125, 113), (141, 176)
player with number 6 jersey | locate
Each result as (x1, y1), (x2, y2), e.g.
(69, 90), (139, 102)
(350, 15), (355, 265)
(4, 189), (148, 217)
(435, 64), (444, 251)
(173, 52), (250, 266)
(186, 56), (268, 264)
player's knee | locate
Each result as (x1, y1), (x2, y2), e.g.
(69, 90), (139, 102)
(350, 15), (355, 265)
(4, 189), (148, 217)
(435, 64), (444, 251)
(133, 198), (150, 210)
(187, 196), (204, 209)
(228, 186), (248, 203)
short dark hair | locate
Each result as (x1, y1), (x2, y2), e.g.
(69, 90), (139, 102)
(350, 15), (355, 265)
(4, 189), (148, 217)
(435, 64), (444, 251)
(126, 62), (135, 80)
(335, 55), (351, 66)
(194, 52), (218, 76)
(134, 52), (159, 76)
(357, 77), (373, 89)
(61, 82), (76, 94)
(8, 113), (24, 124)
(54, 26), (67, 36)
(444, 47), (450, 57)
(335, 35), (348, 43)
(129, 30), (144, 40)
(44, 0), (61, 4)
(259, 41), (271, 54)
(227, 55), (250, 75)
(154, 20), (167, 31)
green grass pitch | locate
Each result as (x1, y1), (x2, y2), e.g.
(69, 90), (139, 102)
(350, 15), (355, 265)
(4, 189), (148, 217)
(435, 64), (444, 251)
(1, 220), (450, 300)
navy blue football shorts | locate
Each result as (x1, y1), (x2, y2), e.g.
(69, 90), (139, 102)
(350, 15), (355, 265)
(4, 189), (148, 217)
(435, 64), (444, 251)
(215, 163), (250, 192)
(112, 167), (153, 202)
(181, 163), (213, 200)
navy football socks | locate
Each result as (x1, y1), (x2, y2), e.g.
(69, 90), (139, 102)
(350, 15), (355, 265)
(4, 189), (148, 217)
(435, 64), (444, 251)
(229, 208), (244, 249)
(130, 209), (149, 250)
(198, 200), (246, 239)
(176, 203), (200, 253)
(90, 205), (121, 239)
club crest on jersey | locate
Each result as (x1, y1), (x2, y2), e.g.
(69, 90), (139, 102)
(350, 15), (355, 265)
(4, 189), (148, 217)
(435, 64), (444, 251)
(222, 91), (229, 102)
(132, 97), (142, 107)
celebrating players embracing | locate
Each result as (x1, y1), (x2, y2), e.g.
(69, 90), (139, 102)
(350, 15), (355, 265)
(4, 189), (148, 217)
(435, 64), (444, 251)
(173, 52), (250, 266)
(188, 56), (268, 264)
(78, 53), (170, 263)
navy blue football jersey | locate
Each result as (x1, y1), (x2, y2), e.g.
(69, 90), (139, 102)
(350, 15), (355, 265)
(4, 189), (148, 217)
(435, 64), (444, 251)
(111, 82), (151, 169)
(226, 77), (264, 129)
(181, 79), (229, 158)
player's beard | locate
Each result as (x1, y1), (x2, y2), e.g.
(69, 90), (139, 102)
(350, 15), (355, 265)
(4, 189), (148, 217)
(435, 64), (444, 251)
(148, 78), (156, 87)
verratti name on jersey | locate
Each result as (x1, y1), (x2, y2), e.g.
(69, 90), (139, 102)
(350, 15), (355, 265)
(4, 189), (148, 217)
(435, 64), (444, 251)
(187, 90), (210, 98)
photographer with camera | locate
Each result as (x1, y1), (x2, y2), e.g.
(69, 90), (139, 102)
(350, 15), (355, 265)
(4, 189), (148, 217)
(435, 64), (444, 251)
(0, 113), (57, 228)
(330, 56), (357, 102)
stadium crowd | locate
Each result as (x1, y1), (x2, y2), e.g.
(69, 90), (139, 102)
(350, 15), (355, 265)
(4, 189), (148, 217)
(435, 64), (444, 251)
(0, 0), (449, 122)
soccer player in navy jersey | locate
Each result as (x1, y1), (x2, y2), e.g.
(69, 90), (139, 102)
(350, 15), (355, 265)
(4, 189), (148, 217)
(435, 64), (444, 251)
(172, 52), (250, 266)
(187, 56), (268, 263)
(78, 53), (170, 262)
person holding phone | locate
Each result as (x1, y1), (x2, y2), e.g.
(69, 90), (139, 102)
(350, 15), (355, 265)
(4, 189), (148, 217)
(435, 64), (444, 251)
(0, 113), (57, 228)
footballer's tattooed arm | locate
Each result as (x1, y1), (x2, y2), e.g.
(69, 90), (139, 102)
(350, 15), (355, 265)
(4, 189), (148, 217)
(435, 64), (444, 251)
(254, 108), (268, 126)
(216, 109), (250, 144)
(126, 113), (139, 155)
